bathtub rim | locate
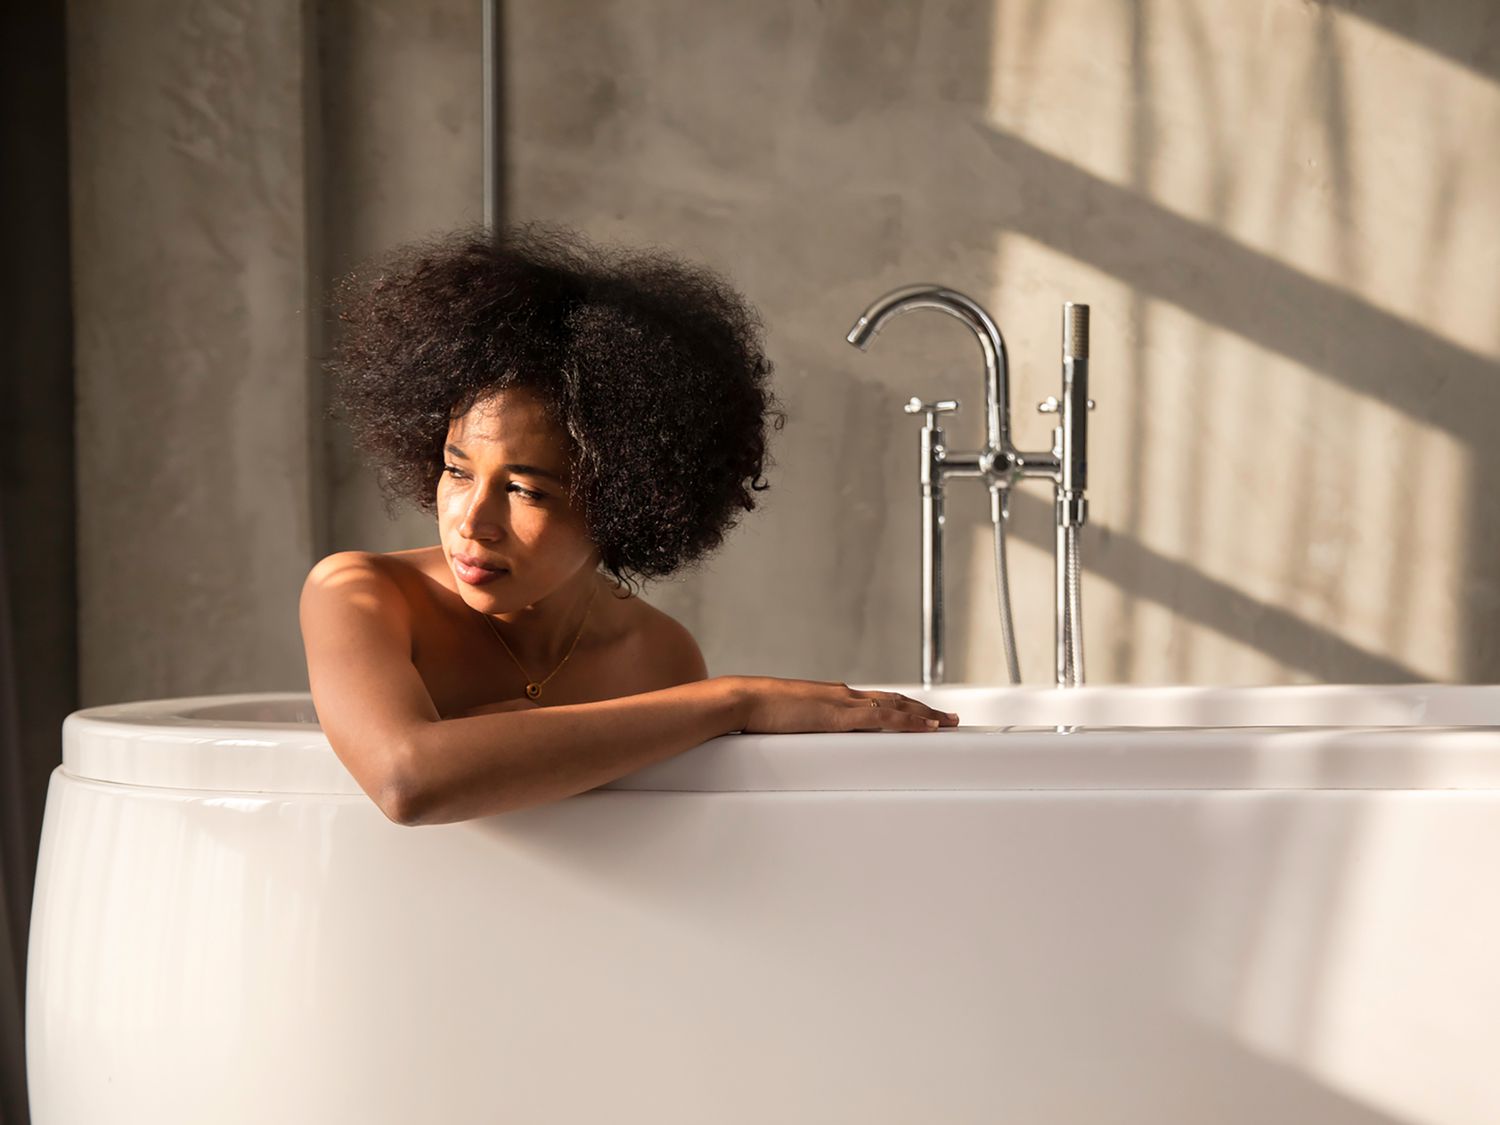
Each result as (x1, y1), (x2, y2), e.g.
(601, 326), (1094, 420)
(58, 687), (1500, 796)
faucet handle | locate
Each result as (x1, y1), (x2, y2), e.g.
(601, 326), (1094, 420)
(904, 397), (959, 427)
(1037, 397), (1095, 413)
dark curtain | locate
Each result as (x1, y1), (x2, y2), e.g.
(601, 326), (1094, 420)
(0, 2), (76, 1122)
(0, 510), (32, 1125)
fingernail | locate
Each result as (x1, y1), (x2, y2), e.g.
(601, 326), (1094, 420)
(926, 719), (939, 728)
(946, 712), (959, 719)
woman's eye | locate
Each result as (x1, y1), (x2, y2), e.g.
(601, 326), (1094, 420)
(440, 465), (543, 500)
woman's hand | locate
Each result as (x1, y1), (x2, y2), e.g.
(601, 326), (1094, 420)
(724, 676), (958, 734)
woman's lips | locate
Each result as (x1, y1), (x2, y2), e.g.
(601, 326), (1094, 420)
(453, 555), (508, 586)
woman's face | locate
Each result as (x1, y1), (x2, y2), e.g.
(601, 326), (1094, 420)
(437, 387), (599, 613)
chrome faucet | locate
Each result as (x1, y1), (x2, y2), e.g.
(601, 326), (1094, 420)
(846, 286), (1093, 687)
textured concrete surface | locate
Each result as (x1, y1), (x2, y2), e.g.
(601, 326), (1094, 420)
(69, 0), (318, 703)
(316, 0), (483, 556)
(69, 0), (1500, 695)
(496, 0), (1500, 685)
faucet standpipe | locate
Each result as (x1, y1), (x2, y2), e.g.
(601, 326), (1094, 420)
(903, 398), (959, 685)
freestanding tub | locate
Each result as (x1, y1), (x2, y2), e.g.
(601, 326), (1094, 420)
(26, 684), (1500, 1124)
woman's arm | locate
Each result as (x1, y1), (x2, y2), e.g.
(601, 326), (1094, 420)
(399, 679), (746, 824)
(301, 553), (954, 826)
(450, 698), (541, 718)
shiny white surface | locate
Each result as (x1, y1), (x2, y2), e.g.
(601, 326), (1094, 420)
(28, 686), (1500, 1124)
(60, 682), (1500, 792)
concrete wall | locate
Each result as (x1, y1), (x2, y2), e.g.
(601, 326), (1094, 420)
(499, 0), (1500, 686)
(70, 0), (1500, 697)
(69, 0), (321, 703)
(315, 0), (483, 555)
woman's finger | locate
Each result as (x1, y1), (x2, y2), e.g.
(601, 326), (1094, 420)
(840, 700), (941, 732)
(852, 690), (958, 726)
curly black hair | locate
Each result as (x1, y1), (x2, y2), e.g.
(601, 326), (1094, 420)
(326, 224), (783, 591)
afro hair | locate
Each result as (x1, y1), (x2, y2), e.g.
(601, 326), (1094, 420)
(326, 224), (784, 591)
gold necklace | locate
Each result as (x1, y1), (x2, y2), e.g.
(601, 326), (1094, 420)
(482, 583), (598, 701)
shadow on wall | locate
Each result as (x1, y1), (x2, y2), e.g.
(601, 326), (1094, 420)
(1325, 0), (1500, 88)
(813, 0), (1498, 684)
(972, 0), (1497, 682)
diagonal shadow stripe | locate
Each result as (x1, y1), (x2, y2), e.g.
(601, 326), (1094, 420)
(976, 122), (1499, 678)
(1330, 0), (1500, 87)
(976, 127), (1500, 446)
(1005, 489), (1423, 682)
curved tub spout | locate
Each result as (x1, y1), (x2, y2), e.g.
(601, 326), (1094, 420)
(846, 284), (1011, 456)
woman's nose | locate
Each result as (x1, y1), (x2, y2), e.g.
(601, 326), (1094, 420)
(457, 484), (507, 541)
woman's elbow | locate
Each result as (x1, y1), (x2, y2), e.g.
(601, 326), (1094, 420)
(374, 737), (492, 826)
(352, 735), (429, 827)
(359, 727), (526, 826)
(375, 777), (423, 827)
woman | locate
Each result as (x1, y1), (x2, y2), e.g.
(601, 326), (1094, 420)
(300, 226), (957, 826)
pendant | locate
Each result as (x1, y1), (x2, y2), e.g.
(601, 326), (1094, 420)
(525, 683), (542, 700)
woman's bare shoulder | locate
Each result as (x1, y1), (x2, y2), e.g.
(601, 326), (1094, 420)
(304, 546), (443, 586)
(604, 588), (708, 685)
(300, 547), (448, 619)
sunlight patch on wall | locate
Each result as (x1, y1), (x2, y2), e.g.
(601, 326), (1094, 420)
(972, 228), (1469, 682)
(984, 0), (1500, 360)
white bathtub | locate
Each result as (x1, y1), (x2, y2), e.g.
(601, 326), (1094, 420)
(26, 685), (1500, 1124)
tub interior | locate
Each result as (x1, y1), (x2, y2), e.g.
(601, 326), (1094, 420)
(871, 683), (1500, 729)
(170, 698), (321, 725)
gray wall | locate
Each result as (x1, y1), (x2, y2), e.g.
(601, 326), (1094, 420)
(316, 1), (484, 557)
(70, 0), (322, 704)
(68, 0), (1500, 701)
(498, 0), (1500, 686)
